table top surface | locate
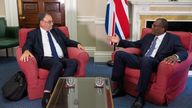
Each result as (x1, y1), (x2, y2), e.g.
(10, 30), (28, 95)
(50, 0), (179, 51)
(47, 77), (114, 108)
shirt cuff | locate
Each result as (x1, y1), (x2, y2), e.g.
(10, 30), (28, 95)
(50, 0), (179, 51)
(174, 54), (181, 62)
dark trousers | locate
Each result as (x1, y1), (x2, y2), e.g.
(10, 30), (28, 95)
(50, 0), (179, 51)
(39, 57), (77, 91)
(111, 51), (159, 93)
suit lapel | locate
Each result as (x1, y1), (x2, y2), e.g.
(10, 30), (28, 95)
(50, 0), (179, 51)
(50, 29), (66, 53)
(37, 29), (43, 53)
(50, 29), (63, 47)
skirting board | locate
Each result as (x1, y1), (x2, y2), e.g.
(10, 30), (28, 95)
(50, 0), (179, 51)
(84, 47), (95, 57)
(0, 46), (17, 57)
(188, 71), (192, 77)
(94, 51), (113, 62)
(85, 47), (112, 62)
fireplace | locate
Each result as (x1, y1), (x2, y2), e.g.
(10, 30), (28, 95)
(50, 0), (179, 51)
(129, 1), (192, 40)
(146, 21), (192, 32)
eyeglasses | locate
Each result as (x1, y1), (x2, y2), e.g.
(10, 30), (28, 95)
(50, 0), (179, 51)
(43, 20), (54, 25)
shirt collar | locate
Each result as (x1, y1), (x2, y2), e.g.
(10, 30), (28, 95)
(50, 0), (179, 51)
(156, 32), (166, 40)
(40, 27), (48, 34)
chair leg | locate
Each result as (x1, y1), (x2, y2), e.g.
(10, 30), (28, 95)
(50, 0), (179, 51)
(6, 48), (8, 58)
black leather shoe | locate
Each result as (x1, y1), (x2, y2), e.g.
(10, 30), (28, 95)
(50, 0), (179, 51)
(131, 96), (145, 108)
(112, 87), (126, 98)
(41, 92), (51, 108)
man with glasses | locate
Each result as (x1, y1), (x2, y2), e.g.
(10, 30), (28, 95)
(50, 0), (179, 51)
(20, 13), (84, 108)
(108, 18), (188, 108)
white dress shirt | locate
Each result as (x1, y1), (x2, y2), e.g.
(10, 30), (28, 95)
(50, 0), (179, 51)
(148, 32), (166, 58)
(40, 28), (64, 58)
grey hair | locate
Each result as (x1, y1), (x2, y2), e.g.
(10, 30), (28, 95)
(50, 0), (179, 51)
(38, 13), (50, 22)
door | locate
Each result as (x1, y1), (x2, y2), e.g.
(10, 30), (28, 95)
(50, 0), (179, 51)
(17, 0), (65, 28)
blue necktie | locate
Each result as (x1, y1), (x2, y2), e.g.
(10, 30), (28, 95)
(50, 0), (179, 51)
(47, 31), (59, 59)
(145, 37), (158, 57)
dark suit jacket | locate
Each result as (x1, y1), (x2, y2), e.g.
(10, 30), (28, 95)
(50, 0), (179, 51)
(22, 28), (79, 64)
(118, 32), (188, 62)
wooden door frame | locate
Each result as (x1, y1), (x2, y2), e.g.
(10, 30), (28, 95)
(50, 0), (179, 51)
(4, 0), (77, 41)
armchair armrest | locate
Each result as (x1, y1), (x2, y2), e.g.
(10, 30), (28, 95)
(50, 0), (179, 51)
(121, 48), (141, 54)
(112, 48), (141, 61)
(67, 47), (89, 76)
(6, 26), (19, 38)
(155, 52), (192, 90)
(16, 48), (38, 86)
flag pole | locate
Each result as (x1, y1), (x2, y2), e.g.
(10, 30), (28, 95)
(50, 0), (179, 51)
(113, 43), (117, 51)
(107, 43), (117, 66)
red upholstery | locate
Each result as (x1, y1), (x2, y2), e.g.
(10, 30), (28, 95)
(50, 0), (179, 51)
(112, 28), (192, 105)
(16, 26), (89, 100)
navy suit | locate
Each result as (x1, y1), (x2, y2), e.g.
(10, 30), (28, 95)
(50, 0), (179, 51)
(112, 32), (188, 93)
(22, 28), (79, 91)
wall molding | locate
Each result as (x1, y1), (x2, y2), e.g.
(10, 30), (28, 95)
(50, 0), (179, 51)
(95, 17), (105, 25)
(77, 16), (95, 23)
(77, 16), (105, 24)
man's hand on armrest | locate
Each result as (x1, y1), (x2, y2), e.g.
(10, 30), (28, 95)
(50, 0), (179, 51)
(77, 44), (85, 50)
(20, 50), (34, 62)
(162, 54), (179, 65)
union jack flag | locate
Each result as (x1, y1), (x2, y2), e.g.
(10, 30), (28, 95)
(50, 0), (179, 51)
(105, 0), (130, 40)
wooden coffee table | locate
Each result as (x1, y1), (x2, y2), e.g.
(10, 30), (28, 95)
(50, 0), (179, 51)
(47, 77), (114, 108)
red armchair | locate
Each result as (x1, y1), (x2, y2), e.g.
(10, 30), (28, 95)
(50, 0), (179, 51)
(112, 28), (192, 105)
(16, 26), (89, 100)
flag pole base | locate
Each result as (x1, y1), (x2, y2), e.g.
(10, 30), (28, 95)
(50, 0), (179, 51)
(107, 60), (114, 67)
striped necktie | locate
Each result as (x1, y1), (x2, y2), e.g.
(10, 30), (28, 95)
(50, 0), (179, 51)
(145, 37), (158, 57)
